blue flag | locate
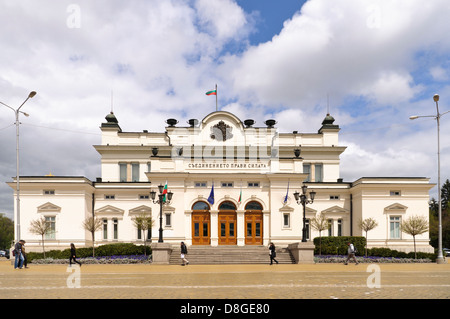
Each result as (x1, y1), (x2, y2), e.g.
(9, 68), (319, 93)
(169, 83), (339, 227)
(207, 183), (215, 205)
(283, 180), (289, 204)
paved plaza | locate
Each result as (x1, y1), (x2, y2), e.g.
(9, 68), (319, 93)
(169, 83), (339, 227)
(1, 259), (449, 300)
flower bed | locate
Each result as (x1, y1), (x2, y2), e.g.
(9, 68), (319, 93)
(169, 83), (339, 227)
(31, 254), (152, 264)
(314, 255), (433, 263)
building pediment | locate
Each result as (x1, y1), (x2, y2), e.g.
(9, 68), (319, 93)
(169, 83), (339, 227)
(129, 205), (152, 216)
(95, 205), (125, 218)
(321, 205), (349, 215)
(384, 203), (408, 212)
(37, 202), (61, 213)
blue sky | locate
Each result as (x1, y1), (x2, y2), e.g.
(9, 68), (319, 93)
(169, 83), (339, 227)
(0, 0), (449, 220)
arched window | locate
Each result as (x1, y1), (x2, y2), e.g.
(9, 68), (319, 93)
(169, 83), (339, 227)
(192, 201), (210, 210)
(218, 201), (236, 210)
(245, 201), (263, 210)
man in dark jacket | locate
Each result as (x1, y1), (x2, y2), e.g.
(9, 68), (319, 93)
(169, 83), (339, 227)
(14, 240), (25, 269)
(180, 242), (189, 266)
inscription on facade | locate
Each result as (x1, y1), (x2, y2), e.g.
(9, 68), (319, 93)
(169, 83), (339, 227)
(187, 162), (268, 169)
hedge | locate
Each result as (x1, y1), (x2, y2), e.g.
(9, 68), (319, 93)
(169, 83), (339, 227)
(313, 236), (366, 255)
(27, 243), (151, 263)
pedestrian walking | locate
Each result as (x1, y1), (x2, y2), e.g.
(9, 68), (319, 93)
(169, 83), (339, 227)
(344, 241), (359, 265)
(69, 243), (82, 267)
(180, 241), (189, 266)
(13, 240), (25, 269)
(22, 241), (29, 268)
(269, 242), (279, 265)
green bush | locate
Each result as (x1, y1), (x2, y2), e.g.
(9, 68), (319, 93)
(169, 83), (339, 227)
(27, 243), (151, 262)
(313, 236), (366, 255)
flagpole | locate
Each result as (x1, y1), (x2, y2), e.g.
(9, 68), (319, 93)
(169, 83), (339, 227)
(215, 84), (218, 112)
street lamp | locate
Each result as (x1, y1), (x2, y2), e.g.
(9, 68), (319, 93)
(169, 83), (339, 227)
(150, 185), (173, 243)
(0, 91), (37, 242)
(293, 185), (316, 242)
(410, 94), (449, 264)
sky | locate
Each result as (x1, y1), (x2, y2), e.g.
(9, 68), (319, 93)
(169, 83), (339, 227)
(1, 0), (450, 220)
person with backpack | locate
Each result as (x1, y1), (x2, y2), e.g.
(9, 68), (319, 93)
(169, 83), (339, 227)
(344, 241), (359, 265)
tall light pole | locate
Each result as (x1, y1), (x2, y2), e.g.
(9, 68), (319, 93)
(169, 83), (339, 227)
(293, 185), (316, 242)
(0, 91), (36, 243)
(150, 184), (173, 243)
(410, 94), (449, 264)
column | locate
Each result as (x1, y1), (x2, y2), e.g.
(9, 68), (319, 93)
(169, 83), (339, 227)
(210, 210), (219, 246)
(236, 210), (245, 246)
(262, 210), (270, 246)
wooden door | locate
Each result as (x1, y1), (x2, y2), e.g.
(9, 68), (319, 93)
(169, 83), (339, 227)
(245, 212), (263, 245)
(218, 212), (237, 245)
(192, 212), (210, 245)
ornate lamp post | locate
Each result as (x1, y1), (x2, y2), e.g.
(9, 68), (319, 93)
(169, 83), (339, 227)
(410, 94), (449, 264)
(293, 185), (316, 242)
(0, 91), (37, 242)
(150, 184), (173, 243)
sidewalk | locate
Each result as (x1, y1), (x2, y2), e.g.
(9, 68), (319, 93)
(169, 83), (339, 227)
(0, 259), (449, 299)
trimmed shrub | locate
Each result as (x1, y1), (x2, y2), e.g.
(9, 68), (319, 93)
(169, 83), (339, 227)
(27, 243), (151, 263)
(313, 236), (366, 256)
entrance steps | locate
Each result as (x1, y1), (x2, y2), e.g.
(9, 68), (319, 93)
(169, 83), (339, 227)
(169, 245), (295, 265)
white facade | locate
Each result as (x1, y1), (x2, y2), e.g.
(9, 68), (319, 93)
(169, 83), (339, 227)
(8, 111), (434, 253)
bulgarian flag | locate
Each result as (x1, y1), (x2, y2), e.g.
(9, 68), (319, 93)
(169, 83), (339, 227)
(205, 89), (217, 96)
(238, 182), (242, 205)
(162, 180), (168, 202)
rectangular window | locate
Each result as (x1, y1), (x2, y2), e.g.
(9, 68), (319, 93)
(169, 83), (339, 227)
(303, 164), (311, 182)
(221, 182), (233, 187)
(139, 194), (149, 200)
(105, 194), (115, 200)
(132, 163), (140, 182)
(194, 223), (199, 237)
(113, 219), (118, 240)
(119, 163), (127, 182)
(337, 219), (342, 236)
(45, 216), (56, 239)
(255, 223), (260, 237)
(330, 195), (340, 200)
(327, 219), (333, 236)
(390, 190), (401, 196)
(315, 164), (323, 182)
(43, 190), (55, 195)
(103, 219), (108, 240)
(147, 162), (151, 173)
(248, 182), (260, 187)
(195, 181), (207, 188)
(390, 216), (401, 239)
(203, 222), (208, 237)
(165, 213), (171, 227)
(229, 223), (235, 236)
(283, 213), (290, 228)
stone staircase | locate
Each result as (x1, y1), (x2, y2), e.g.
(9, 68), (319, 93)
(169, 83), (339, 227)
(169, 245), (295, 265)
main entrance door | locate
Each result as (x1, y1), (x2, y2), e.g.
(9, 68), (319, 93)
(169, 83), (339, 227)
(218, 201), (237, 245)
(192, 201), (210, 245)
(245, 201), (263, 245)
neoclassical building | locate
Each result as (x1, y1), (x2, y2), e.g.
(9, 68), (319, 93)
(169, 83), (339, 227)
(8, 110), (434, 253)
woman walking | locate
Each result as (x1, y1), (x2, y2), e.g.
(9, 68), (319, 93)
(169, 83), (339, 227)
(69, 243), (82, 267)
(269, 242), (279, 265)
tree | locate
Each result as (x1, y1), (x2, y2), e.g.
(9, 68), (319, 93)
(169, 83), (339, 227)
(29, 216), (52, 258)
(132, 212), (154, 256)
(310, 213), (328, 255)
(401, 215), (429, 259)
(358, 218), (378, 257)
(0, 214), (14, 249)
(82, 216), (103, 257)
